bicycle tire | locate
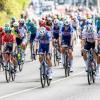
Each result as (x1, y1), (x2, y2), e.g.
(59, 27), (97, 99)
(67, 66), (70, 76)
(19, 63), (23, 72)
(65, 67), (67, 77)
(54, 48), (57, 66)
(54, 53), (57, 66)
(11, 70), (15, 81)
(30, 43), (35, 61)
(5, 63), (10, 83)
(40, 65), (46, 88)
(92, 71), (95, 83)
(5, 70), (10, 83)
(47, 76), (51, 86)
(87, 71), (92, 85)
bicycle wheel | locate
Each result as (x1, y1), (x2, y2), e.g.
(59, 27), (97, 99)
(19, 64), (23, 72)
(56, 50), (60, 66)
(64, 54), (68, 77)
(54, 47), (58, 66)
(87, 65), (93, 85)
(5, 63), (10, 83)
(31, 44), (35, 61)
(92, 71), (95, 83)
(87, 71), (92, 85)
(11, 68), (15, 81)
(54, 48), (56, 66)
(67, 66), (70, 76)
(40, 65), (46, 88)
(47, 76), (51, 86)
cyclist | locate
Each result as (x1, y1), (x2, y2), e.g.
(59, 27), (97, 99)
(60, 20), (74, 72)
(10, 17), (16, 28)
(26, 19), (37, 59)
(0, 27), (6, 51)
(34, 27), (53, 80)
(96, 16), (100, 33)
(3, 26), (17, 71)
(52, 19), (60, 47)
(13, 21), (27, 62)
(81, 24), (98, 72)
(96, 23), (100, 77)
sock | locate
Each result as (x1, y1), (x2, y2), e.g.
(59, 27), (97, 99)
(61, 54), (64, 65)
(84, 60), (88, 70)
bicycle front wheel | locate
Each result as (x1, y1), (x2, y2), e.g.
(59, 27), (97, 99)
(87, 71), (92, 85)
(11, 70), (15, 81)
(47, 76), (51, 86)
(5, 63), (10, 83)
(40, 65), (46, 88)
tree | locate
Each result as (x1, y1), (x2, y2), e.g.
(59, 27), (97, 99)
(0, 0), (7, 11)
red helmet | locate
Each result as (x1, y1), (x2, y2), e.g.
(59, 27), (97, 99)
(0, 27), (3, 32)
(39, 20), (46, 27)
(45, 26), (50, 31)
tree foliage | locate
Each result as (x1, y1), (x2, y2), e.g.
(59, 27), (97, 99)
(0, 0), (30, 25)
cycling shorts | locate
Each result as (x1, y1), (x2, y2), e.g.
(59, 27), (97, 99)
(84, 41), (95, 50)
(30, 34), (36, 43)
(38, 43), (49, 54)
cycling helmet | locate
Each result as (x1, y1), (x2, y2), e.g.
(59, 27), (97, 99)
(39, 20), (45, 27)
(39, 27), (46, 36)
(86, 24), (94, 33)
(64, 20), (70, 26)
(11, 17), (16, 21)
(86, 19), (92, 25)
(5, 27), (12, 34)
(0, 26), (3, 32)
(13, 22), (19, 27)
(54, 19), (59, 25)
(19, 19), (25, 25)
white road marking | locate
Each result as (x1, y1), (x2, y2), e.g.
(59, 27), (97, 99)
(0, 71), (84, 99)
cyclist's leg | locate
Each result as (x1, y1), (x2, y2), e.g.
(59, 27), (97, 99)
(96, 56), (100, 76)
(61, 47), (65, 66)
(3, 44), (11, 66)
(68, 48), (73, 72)
(46, 44), (53, 79)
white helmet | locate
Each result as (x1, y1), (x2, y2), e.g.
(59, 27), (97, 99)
(86, 24), (94, 33)
(54, 19), (59, 24)
(64, 20), (70, 26)
(40, 27), (46, 36)
(13, 22), (19, 27)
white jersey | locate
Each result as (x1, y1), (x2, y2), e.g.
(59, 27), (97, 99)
(81, 30), (98, 42)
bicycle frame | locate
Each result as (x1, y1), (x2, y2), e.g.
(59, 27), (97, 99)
(86, 49), (96, 85)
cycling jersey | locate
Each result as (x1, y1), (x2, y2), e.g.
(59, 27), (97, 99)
(81, 31), (98, 43)
(35, 31), (52, 53)
(18, 27), (27, 38)
(82, 30), (98, 50)
(61, 25), (73, 46)
(3, 34), (15, 43)
(26, 22), (37, 35)
(0, 32), (6, 45)
(52, 26), (60, 39)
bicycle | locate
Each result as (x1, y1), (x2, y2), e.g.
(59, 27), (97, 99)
(62, 45), (70, 77)
(0, 53), (4, 71)
(39, 53), (51, 88)
(85, 49), (96, 85)
(53, 41), (60, 66)
(4, 52), (16, 83)
(30, 41), (36, 61)
(16, 46), (24, 72)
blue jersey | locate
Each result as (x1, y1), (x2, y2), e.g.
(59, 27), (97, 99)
(35, 31), (52, 45)
(60, 25), (73, 46)
(52, 26), (60, 34)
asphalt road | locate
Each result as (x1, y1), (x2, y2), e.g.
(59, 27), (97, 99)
(0, 39), (100, 100)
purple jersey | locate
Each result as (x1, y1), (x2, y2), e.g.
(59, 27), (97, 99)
(82, 30), (98, 42)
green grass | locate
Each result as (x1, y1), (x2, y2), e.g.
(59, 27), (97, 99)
(0, 0), (31, 26)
